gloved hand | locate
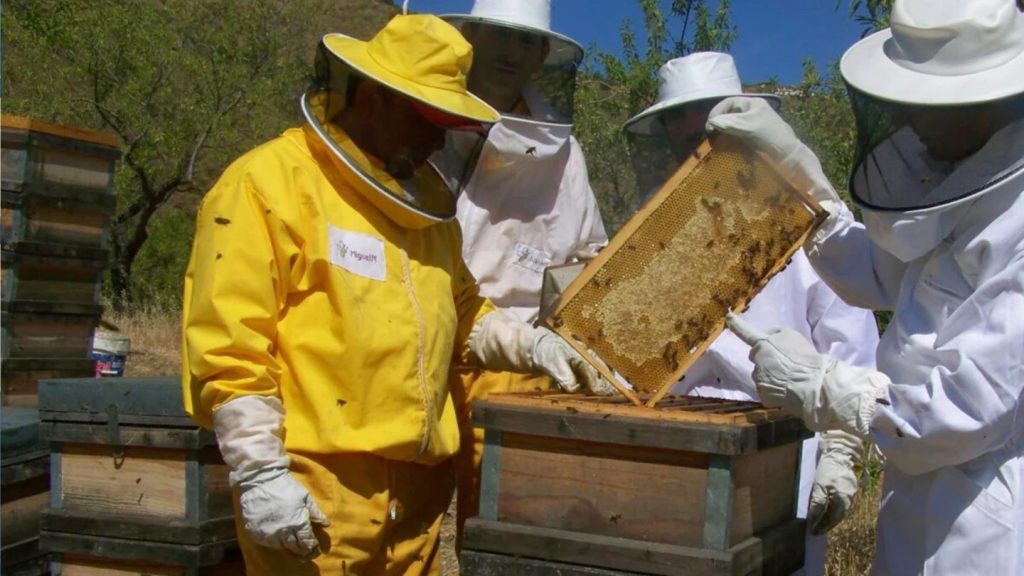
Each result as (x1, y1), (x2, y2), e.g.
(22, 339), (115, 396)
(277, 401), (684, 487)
(706, 97), (845, 218)
(213, 395), (330, 558)
(725, 311), (889, 438)
(808, 430), (863, 535)
(468, 312), (617, 395)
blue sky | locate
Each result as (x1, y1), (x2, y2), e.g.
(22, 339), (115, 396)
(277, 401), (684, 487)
(404, 1), (870, 85)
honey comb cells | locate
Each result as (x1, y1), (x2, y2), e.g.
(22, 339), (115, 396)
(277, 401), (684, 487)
(544, 139), (826, 407)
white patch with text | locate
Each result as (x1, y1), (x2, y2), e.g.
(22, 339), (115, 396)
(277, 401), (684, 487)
(512, 242), (552, 273)
(329, 226), (386, 281)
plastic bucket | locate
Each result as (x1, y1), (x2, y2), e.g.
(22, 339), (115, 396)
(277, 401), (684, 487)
(91, 331), (131, 377)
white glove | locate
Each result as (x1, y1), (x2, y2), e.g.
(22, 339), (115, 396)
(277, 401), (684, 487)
(706, 97), (845, 219)
(468, 312), (616, 395)
(725, 311), (889, 438)
(213, 395), (330, 558)
(808, 430), (863, 535)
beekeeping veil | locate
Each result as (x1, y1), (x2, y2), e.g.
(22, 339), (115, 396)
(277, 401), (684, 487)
(622, 53), (780, 203)
(840, 0), (1024, 216)
(300, 14), (499, 228)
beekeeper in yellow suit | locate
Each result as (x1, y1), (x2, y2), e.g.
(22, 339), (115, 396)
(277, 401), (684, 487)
(181, 13), (609, 576)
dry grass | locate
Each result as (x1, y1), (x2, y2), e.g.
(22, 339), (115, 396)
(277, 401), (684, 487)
(103, 306), (182, 379)
(112, 307), (877, 575)
(826, 479), (880, 576)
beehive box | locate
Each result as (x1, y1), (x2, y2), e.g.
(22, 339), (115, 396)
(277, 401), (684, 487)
(542, 139), (826, 407)
(460, 393), (810, 576)
(2, 407), (52, 576)
(2, 359), (96, 408)
(1, 115), (119, 251)
(2, 243), (107, 306)
(37, 377), (241, 574)
(1, 301), (101, 360)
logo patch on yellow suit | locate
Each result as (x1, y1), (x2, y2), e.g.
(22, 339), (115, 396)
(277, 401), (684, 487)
(329, 225), (386, 281)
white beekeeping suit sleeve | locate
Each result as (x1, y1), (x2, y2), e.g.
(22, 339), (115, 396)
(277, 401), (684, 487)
(804, 263), (880, 368)
(804, 195), (910, 312)
(871, 244), (1024, 475)
(565, 137), (609, 258)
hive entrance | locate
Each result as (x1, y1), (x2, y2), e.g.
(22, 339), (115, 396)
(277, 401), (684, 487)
(543, 138), (826, 407)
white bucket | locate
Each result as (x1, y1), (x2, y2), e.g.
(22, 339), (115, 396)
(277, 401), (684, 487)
(91, 331), (131, 377)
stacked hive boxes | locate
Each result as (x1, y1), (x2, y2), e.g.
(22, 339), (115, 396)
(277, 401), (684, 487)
(1, 115), (121, 406)
(37, 377), (244, 575)
(2, 407), (51, 575)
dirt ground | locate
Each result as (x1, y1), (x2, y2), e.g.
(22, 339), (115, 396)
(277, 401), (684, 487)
(439, 498), (460, 575)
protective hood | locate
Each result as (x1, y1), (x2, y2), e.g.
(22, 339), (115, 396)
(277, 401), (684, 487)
(301, 90), (456, 230)
(858, 117), (1024, 261)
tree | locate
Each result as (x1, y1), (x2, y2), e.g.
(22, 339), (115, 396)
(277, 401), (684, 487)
(574, 0), (736, 233)
(2, 0), (396, 309)
(842, 0), (894, 35)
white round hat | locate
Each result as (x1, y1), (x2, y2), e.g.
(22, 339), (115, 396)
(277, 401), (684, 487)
(841, 0), (1024, 105)
(440, 0), (583, 65)
(623, 52), (780, 135)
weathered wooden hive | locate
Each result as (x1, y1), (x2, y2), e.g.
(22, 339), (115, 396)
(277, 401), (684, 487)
(460, 393), (810, 575)
(2, 407), (52, 575)
(1, 115), (121, 406)
(37, 377), (244, 575)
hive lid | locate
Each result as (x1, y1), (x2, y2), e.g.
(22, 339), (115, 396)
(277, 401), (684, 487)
(541, 138), (826, 407)
(1, 114), (121, 150)
(38, 377), (192, 425)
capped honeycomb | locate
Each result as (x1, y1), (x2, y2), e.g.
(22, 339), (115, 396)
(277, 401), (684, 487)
(543, 139), (826, 407)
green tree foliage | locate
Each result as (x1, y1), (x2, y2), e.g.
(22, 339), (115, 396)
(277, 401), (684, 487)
(779, 60), (858, 204)
(842, 0), (894, 34)
(2, 0), (396, 310)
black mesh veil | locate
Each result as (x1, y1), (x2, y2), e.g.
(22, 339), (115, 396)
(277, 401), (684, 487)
(847, 85), (1024, 212)
(302, 41), (487, 220)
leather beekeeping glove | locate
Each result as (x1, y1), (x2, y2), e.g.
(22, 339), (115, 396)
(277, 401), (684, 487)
(706, 97), (846, 221)
(808, 430), (864, 535)
(213, 395), (330, 559)
(725, 311), (890, 438)
(468, 312), (616, 395)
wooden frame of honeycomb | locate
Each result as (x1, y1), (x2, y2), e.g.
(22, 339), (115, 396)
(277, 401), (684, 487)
(541, 138), (827, 408)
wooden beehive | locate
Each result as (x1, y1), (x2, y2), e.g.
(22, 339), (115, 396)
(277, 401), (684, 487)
(2, 407), (51, 576)
(542, 139), (826, 407)
(1, 115), (119, 252)
(2, 243), (107, 306)
(37, 377), (241, 574)
(460, 393), (810, 576)
(1, 115), (120, 407)
(1, 359), (97, 409)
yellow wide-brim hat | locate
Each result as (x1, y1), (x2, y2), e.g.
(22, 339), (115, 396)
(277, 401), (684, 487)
(322, 14), (500, 126)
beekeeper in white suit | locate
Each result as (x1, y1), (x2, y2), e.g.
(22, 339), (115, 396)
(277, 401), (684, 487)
(714, 0), (1024, 573)
(431, 0), (610, 550)
(623, 52), (880, 576)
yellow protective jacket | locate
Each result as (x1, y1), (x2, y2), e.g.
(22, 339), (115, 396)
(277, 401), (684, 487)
(182, 125), (492, 465)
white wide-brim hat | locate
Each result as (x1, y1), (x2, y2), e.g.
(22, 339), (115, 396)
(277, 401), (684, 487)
(440, 0), (584, 66)
(841, 0), (1024, 105)
(623, 52), (780, 135)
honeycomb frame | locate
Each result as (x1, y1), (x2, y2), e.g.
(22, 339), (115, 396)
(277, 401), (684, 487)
(542, 138), (827, 408)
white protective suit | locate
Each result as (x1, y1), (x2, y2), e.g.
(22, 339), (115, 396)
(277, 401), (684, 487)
(805, 118), (1024, 574)
(453, 113), (608, 323)
(677, 248), (879, 576)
